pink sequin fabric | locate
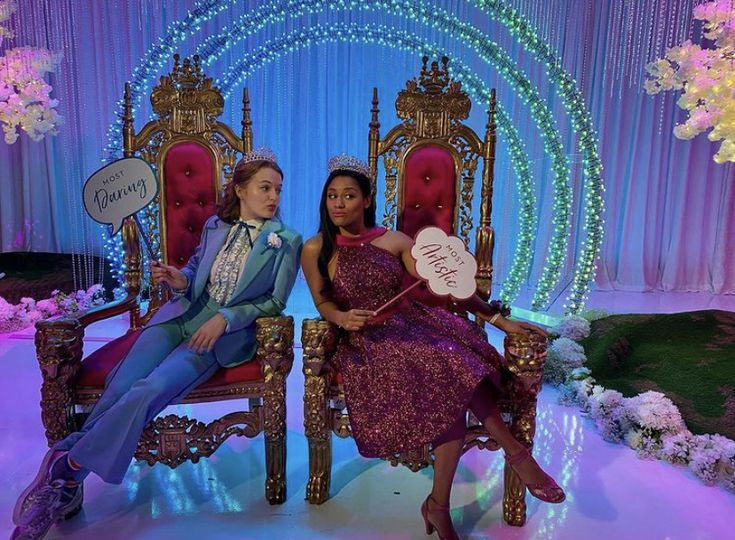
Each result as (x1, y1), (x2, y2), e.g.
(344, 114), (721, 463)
(332, 228), (503, 458)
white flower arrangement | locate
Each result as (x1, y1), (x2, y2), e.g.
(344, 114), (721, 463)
(266, 232), (282, 249)
(688, 434), (735, 486)
(660, 431), (695, 465)
(587, 386), (627, 442)
(543, 337), (587, 385)
(546, 313), (735, 492)
(557, 371), (595, 408)
(0, 284), (105, 333)
(552, 315), (591, 341)
(644, 0), (735, 164)
(623, 391), (686, 457)
(0, 0), (62, 144)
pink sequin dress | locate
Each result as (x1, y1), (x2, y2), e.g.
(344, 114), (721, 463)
(332, 227), (504, 458)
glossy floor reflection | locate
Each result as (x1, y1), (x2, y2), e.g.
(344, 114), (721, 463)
(1, 290), (733, 539)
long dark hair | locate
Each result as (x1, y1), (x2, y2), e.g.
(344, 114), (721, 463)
(317, 169), (376, 288)
(216, 159), (283, 223)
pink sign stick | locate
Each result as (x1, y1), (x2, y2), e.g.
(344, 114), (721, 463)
(373, 226), (478, 315)
(374, 280), (422, 314)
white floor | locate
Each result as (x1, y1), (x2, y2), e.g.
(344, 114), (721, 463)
(1, 288), (734, 539)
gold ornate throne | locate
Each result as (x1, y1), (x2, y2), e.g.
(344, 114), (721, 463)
(34, 55), (292, 504)
(302, 57), (547, 526)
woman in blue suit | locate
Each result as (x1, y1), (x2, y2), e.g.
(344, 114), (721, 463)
(12, 148), (303, 540)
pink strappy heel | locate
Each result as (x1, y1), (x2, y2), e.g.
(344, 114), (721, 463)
(505, 447), (566, 503)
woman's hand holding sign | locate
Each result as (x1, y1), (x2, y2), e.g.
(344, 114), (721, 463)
(336, 309), (376, 331)
(150, 261), (188, 290)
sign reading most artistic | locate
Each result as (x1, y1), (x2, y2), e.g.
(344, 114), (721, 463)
(411, 226), (477, 300)
(83, 157), (158, 235)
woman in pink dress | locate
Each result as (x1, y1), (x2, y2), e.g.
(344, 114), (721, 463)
(301, 155), (565, 540)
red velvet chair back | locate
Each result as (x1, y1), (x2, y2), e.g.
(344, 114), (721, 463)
(162, 142), (218, 268)
(122, 54), (252, 327)
(369, 56), (497, 301)
(399, 145), (456, 238)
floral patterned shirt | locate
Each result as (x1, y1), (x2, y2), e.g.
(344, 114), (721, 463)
(206, 218), (265, 305)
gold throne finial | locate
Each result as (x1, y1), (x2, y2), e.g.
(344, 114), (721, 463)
(395, 56), (471, 139)
(170, 53), (206, 90)
(150, 53), (224, 134)
(418, 56), (451, 95)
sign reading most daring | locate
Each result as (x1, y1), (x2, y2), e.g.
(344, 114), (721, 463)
(410, 226), (477, 300)
(83, 157), (158, 235)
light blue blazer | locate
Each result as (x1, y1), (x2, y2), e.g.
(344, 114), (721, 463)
(148, 215), (303, 368)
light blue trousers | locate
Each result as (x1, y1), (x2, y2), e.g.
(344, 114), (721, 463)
(55, 294), (222, 484)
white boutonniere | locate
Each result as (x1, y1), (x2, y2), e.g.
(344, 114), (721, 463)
(266, 232), (283, 249)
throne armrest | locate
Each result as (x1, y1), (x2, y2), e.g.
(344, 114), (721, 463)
(255, 315), (295, 378)
(502, 332), (547, 404)
(301, 318), (338, 379)
(34, 318), (86, 444)
(77, 292), (139, 327)
(34, 291), (138, 375)
(504, 332), (547, 372)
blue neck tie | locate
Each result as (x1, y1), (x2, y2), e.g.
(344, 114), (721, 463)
(224, 220), (258, 252)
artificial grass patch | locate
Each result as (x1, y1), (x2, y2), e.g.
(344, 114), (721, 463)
(581, 310), (735, 440)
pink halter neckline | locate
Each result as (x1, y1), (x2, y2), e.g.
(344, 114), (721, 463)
(336, 227), (387, 247)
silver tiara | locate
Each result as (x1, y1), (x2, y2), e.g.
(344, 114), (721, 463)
(240, 146), (277, 165)
(328, 154), (370, 177)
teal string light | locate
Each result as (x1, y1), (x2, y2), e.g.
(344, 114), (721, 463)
(470, 0), (605, 313)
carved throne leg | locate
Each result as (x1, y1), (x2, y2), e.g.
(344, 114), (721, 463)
(502, 403), (535, 526)
(263, 373), (287, 505)
(257, 316), (294, 505)
(501, 332), (546, 526)
(304, 371), (332, 504)
(35, 319), (85, 446)
(302, 319), (337, 505)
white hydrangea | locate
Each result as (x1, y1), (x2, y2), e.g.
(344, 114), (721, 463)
(624, 391), (686, 434)
(660, 431), (695, 465)
(558, 375), (596, 408)
(0, 2), (62, 144)
(552, 315), (591, 341)
(544, 337), (588, 385)
(587, 387), (627, 442)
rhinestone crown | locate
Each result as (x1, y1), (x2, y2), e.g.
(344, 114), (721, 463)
(327, 154), (370, 177)
(240, 146), (277, 165)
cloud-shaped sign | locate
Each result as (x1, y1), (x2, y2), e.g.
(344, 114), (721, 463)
(411, 226), (477, 300)
(83, 157), (158, 235)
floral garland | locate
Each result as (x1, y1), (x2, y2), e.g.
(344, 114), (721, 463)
(645, 0), (735, 164)
(546, 313), (735, 492)
(0, 284), (105, 333)
(0, 0), (62, 144)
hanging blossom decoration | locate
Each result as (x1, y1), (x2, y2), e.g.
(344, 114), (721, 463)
(645, 0), (735, 164)
(0, 0), (63, 144)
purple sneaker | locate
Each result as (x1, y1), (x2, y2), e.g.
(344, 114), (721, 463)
(12, 449), (67, 525)
(10, 479), (83, 540)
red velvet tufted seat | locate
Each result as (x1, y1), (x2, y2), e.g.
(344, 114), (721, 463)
(74, 142), (263, 398)
(302, 64), (550, 528)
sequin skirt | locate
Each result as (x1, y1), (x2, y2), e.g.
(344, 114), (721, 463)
(334, 301), (503, 458)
